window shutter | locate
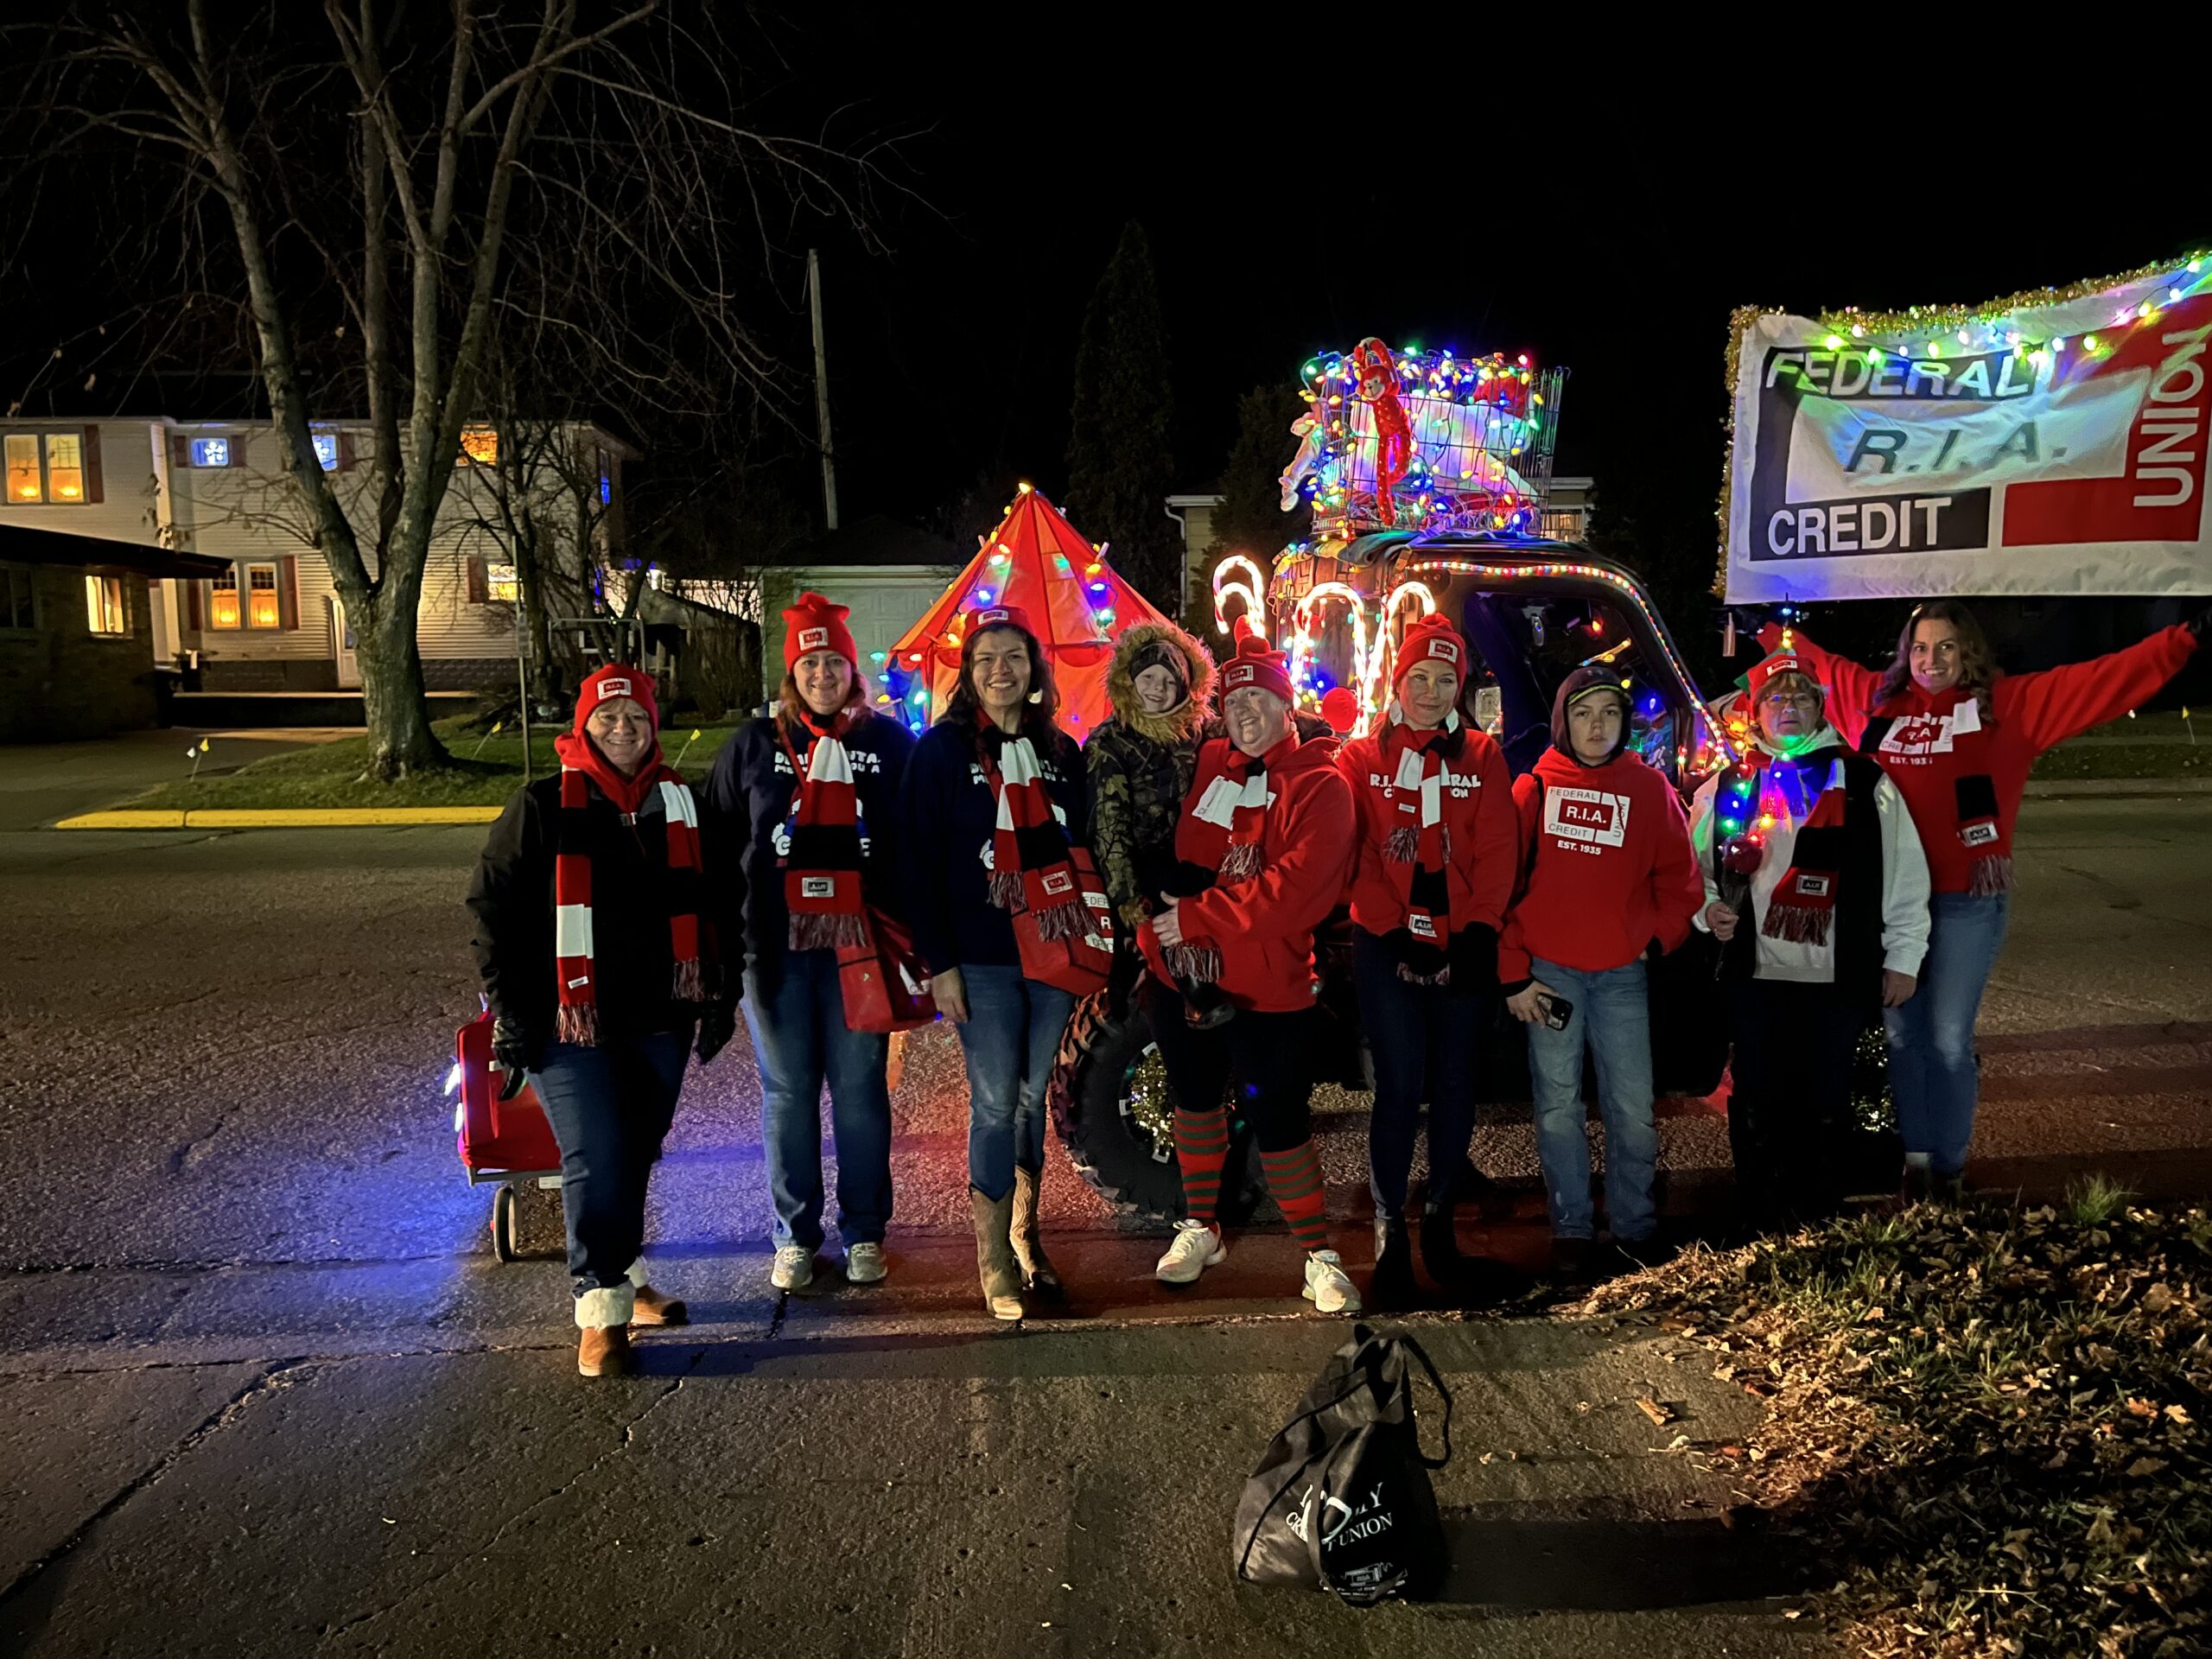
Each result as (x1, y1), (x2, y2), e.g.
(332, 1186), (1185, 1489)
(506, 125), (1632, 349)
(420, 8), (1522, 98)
(465, 556), (489, 605)
(278, 556), (301, 630)
(337, 430), (357, 472)
(81, 427), (104, 503)
(170, 433), (191, 470)
(185, 580), (203, 632)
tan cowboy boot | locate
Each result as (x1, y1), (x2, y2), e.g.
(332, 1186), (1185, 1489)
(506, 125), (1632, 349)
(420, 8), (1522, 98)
(969, 1187), (1025, 1322)
(1009, 1166), (1063, 1298)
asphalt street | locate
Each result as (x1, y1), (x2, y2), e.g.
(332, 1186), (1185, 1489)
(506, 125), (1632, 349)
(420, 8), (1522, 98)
(0, 791), (2205, 1656)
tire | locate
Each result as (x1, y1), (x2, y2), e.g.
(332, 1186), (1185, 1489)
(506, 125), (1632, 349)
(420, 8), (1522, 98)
(491, 1183), (519, 1263)
(1047, 991), (1266, 1225)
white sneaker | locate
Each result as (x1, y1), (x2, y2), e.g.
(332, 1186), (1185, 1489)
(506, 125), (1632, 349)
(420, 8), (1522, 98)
(844, 1243), (887, 1284)
(1154, 1220), (1227, 1285)
(771, 1245), (815, 1291)
(1303, 1249), (1359, 1314)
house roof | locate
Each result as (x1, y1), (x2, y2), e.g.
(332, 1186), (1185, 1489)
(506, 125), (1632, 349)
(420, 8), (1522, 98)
(772, 514), (964, 570)
(0, 524), (232, 579)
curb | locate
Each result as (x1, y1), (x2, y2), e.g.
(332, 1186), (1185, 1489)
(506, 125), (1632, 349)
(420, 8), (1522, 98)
(54, 807), (505, 830)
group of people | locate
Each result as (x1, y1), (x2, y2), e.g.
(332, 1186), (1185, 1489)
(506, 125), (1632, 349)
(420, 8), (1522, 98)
(467, 587), (2200, 1376)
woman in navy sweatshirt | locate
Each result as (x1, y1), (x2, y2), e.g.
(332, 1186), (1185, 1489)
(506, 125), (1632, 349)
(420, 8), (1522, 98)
(899, 607), (1090, 1321)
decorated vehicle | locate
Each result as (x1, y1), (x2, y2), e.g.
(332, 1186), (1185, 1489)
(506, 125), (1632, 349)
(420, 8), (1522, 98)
(1050, 340), (1746, 1221)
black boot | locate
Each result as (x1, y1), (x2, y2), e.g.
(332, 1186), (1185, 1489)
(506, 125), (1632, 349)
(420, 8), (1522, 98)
(1371, 1215), (1416, 1309)
(1900, 1161), (1933, 1205)
(1419, 1195), (1466, 1292)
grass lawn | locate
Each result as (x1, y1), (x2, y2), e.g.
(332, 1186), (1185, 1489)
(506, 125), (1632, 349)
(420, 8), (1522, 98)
(1583, 1182), (2209, 1656)
(2033, 712), (2212, 780)
(122, 715), (745, 811)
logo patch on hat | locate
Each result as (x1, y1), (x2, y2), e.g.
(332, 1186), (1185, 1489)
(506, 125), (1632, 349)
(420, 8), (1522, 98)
(597, 677), (632, 701)
(976, 607), (1012, 626)
(798, 626), (830, 652)
(1426, 639), (1459, 663)
(1225, 664), (1255, 687)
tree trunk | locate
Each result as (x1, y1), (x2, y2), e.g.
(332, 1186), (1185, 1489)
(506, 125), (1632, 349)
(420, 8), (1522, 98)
(343, 553), (448, 779)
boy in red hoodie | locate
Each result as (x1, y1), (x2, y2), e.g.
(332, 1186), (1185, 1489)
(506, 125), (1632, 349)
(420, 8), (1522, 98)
(1758, 602), (2200, 1198)
(1500, 666), (1705, 1276)
(1141, 635), (1360, 1313)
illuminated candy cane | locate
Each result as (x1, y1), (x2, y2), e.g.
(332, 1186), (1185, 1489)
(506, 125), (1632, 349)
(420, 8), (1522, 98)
(1290, 582), (1368, 715)
(1211, 555), (1268, 640)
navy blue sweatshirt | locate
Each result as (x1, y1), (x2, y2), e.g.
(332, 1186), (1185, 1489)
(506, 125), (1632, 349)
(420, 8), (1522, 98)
(701, 709), (915, 996)
(899, 716), (1089, 973)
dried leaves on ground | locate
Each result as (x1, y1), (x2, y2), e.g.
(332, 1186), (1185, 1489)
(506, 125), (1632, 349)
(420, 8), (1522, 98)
(1578, 1184), (2210, 1656)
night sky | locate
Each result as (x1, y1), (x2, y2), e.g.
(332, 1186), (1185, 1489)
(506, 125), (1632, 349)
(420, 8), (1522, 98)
(810, 17), (2209, 542)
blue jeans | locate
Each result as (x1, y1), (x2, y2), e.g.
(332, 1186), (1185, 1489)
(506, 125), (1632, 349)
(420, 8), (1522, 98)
(530, 1030), (690, 1295)
(954, 964), (1076, 1200)
(1353, 931), (1479, 1214)
(744, 950), (894, 1250)
(1885, 891), (2010, 1177)
(1524, 957), (1658, 1242)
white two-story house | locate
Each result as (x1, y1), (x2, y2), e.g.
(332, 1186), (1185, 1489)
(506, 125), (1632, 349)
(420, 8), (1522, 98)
(0, 416), (630, 722)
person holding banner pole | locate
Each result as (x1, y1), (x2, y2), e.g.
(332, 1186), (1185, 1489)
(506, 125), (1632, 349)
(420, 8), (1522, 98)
(1755, 602), (2202, 1200)
(702, 593), (914, 1295)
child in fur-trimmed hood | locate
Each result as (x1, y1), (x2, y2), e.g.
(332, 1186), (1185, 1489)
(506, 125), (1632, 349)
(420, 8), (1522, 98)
(1087, 619), (1217, 930)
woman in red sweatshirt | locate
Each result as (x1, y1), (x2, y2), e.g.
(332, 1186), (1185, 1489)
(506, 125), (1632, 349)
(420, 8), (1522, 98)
(1335, 613), (1518, 1302)
(1139, 634), (1360, 1313)
(1500, 665), (1706, 1278)
(1761, 603), (2201, 1198)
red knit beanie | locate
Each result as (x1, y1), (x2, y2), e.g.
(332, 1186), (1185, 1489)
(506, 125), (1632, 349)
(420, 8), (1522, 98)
(783, 591), (858, 671)
(1219, 633), (1294, 706)
(573, 664), (659, 735)
(1394, 613), (1468, 690)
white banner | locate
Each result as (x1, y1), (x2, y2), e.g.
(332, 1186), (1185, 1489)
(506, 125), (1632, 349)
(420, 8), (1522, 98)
(1726, 266), (2212, 601)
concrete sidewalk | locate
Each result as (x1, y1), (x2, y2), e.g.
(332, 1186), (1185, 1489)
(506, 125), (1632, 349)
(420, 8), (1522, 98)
(0, 1284), (1831, 1658)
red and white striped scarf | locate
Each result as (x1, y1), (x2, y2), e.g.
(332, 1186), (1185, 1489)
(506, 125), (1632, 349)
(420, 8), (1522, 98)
(979, 720), (1084, 940)
(779, 710), (870, 951)
(1161, 739), (1278, 982)
(1376, 714), (1461, 982)
(550, 732), (708, 1046)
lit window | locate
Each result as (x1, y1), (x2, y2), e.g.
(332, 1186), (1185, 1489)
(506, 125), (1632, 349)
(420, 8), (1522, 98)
(189, 437), (232, 467)
(85, 575), (126, 636)
(313, 433), (340, 471)
(599, 473), (612, 505)
(486, 562), (518, 602)
(246, 563), (281, 629)
(5, 435), (41, 501)
(209, 569), (241, 630)
(44, 434), (84, 501)
(459, 428), (499, 467)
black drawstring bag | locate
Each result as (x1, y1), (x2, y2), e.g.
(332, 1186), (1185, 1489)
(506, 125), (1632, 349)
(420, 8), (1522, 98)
(1230, 1324), (1454, 1604)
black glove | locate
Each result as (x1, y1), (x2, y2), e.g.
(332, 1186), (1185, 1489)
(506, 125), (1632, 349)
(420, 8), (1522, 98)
(490, 1015), (535, 1101)
(695, 1001), (739, 1065)
(1448, 924), (1499, 994)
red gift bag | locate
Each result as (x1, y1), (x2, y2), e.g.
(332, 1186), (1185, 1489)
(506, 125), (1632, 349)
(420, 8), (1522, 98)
(838, 908), (939, 1033)
(1014, 846), (1116, 997)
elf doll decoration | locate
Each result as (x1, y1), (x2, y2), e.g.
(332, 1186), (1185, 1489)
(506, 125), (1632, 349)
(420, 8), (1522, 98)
(1351, 336), (1413, 527)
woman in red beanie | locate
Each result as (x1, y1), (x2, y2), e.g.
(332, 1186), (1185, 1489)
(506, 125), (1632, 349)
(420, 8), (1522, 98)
(702, 593), (915, 1294)
(1757, 602), (2201, 1198)
(1141, 633), (1361, 1314)
(467, 665), (727, 1376)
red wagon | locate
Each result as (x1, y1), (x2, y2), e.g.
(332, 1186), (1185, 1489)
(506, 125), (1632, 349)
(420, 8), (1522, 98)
(450, 1008), (563, 1262)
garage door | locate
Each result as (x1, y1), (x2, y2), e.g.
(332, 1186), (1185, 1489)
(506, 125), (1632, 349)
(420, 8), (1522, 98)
(760, 567), (957, 688)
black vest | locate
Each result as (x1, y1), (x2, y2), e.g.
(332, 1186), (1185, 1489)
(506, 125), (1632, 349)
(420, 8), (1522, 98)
(1711, 748), (1888, 1007)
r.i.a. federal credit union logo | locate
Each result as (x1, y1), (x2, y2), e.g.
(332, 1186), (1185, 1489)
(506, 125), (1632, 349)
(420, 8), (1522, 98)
(1544, 786), (1630, 849)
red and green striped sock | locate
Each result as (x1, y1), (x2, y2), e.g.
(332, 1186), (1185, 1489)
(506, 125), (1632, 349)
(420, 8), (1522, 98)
(1174, 1105), (1229, 1226)
(1261, 1141), (1330, 1253)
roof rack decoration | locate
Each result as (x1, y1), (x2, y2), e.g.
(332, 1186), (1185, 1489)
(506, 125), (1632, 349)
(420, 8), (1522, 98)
(1278, 340), (1566, 541)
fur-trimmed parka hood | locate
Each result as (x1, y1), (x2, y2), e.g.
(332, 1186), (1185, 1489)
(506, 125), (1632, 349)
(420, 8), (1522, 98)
(1105, 620), (1217, 745)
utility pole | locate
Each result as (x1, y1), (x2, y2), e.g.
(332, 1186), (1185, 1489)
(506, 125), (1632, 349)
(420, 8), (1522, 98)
(807, 247), (840, 531)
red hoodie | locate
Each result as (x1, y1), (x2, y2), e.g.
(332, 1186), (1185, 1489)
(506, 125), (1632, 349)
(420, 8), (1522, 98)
(1499, 747), (1705, 982)
(1337, 718), (1518, 939)
(1140, 733), (1356, 1012)
(1763, 623), (2197, 894)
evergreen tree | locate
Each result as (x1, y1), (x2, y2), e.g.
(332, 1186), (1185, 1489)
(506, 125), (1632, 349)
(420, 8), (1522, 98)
(1065, 222), (1179, 608)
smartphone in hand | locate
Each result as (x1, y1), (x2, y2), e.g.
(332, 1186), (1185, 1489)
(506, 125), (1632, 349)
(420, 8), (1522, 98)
(1538, 992), (1574, 1031)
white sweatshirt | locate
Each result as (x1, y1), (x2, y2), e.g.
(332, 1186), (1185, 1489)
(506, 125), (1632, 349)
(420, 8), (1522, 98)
(1689, 728), (1930, 985)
